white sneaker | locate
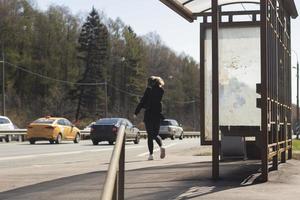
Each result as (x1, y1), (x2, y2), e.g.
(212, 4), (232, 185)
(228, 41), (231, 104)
(160, 147), (166, 159)
(148, 154), (154, 160)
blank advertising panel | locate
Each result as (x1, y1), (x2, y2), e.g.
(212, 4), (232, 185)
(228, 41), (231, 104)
(203, 26), (261, 141)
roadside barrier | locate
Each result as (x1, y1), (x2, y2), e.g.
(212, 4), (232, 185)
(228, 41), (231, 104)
(0, 129), (27, 142)
(0, 129), (200, 142)
(138, 131), (200, 138)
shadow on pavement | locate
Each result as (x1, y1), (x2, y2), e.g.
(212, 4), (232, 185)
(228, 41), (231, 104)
(0, 160), (262, 200)
(125, 161), (262, 200)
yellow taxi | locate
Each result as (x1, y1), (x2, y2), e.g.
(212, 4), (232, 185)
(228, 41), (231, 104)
(26, 117), (81, 144)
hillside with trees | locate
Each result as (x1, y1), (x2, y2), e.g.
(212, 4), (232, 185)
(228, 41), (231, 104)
(0, 0), (200, 130)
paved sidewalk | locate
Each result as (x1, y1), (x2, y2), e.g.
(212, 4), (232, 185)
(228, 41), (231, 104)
(1, 154), (300, 200)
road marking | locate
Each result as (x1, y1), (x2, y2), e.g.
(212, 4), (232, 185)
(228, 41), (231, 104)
(0, 146), (143, 161)
(137, 143), (178, 157)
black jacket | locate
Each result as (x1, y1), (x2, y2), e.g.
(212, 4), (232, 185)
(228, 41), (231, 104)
(135, 85), (164, 122)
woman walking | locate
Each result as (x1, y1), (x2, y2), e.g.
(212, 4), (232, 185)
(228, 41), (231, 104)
(134, 76), (166, 160)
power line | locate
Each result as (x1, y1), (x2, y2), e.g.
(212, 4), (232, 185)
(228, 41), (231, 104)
(108, 84), (141, 97)
(3, 60), (199, 101)
(3, 60), (142, 97)
(4, 61), (106, 86)
(173, 100), (197, 104)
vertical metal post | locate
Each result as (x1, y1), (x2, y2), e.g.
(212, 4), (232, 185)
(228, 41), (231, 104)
(118, 136), (125, 200)
(260, 0), (269, 182)
(211, 0), (219, 180)
(199, 24), (206, 145)
(193, 100), (196, 130)
(105, 81), (108, 117)
(297, 61), (299, 139)
(1, 46), (5, 116)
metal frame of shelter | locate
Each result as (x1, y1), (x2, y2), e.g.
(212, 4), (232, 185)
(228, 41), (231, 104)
(160, 0), (298, 182)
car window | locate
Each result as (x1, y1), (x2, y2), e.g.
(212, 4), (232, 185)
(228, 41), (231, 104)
(64, 119), (71, 126)
(33, 118), (55, 124)
(0, 118), (10, 124)
(96, 118), (120, 125)
(126, 120), (133, 127)
(172, 120), (179, 126)
(160, 120), (172, 126)
(57, 119), (65, 125)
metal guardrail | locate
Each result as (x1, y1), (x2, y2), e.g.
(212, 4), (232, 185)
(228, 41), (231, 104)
(0, 129), (27, 142)
(101, 123), (126, 200)
(139, 131), (200, 138)
(0, 129), (27, 135)
(0, 129), (200, 143)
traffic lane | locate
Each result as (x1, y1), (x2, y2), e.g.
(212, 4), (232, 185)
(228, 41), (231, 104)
(0, 138), (201, 192)
(0, 138), (200, 167)
(0, 148), (204, 200)
(0, 140), (117, 158)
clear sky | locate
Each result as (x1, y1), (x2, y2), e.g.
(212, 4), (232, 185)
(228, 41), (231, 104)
(35, 0), (300, 102)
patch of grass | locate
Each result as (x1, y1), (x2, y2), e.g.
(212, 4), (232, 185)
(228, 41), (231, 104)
(293, 139), (300, 151)
(293, 140), (300, 160)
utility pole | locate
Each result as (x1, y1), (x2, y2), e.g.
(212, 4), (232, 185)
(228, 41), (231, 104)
(296, 59), (299, 139)
(104, 81), (108, 117)
(1, 46), (5, 116)
(193, 100), (196, 131)
(297, 60), (299, 125)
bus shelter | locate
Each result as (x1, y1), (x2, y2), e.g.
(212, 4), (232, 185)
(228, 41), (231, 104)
(160, 0), (298, 182)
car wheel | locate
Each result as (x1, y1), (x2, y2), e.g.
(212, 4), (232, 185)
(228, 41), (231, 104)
(49, 140), (55, 144)
(171, 134), (175, 140)
(5, 135), (12, 143)
(134, 133), (140, 144)
(108, 141), (114, 145)
(55, 134), (62, 144)
(29, 139), (35, 144)
(73, 133), (80, 143)
(179, 132), (184, 140)
(92, 140), (98, 145)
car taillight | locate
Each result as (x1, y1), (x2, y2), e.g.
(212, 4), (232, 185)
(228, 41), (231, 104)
(27, 125), (33, 129)
(112, 127), (118, 133)
(45, 126), (54, 129)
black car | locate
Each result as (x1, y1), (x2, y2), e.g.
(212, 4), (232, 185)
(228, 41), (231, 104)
(90, 118), (140, 145)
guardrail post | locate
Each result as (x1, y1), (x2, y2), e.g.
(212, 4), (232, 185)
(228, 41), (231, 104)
(18, 135), (22, 142)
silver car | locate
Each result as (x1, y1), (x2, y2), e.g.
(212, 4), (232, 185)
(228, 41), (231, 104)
(0, 116), (15, 142)
(159, 119), (184, 140)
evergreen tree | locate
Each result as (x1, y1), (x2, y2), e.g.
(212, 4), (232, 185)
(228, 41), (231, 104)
(121, 26), (146, 119)
(74, 8), (109, 120)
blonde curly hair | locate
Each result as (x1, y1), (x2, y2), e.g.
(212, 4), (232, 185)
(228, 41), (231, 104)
(150, 76), (164, 87)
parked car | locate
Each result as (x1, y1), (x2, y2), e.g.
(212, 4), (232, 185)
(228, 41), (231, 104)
(83, 122), (95, 132)
(26, 116), (81, 144)
(90, 118), (140, 145)
(159, 119), (184, 140)
(0, 116), (15, 142)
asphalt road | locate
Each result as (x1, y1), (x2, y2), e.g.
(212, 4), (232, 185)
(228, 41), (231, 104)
(0, 138), (201, 196)
(1, 139), (300, 200)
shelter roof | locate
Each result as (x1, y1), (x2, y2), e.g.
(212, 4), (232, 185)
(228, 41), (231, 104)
(160, 0), (298, 22)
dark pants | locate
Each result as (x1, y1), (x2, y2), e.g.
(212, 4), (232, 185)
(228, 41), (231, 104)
(145, 120), (162, 155)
